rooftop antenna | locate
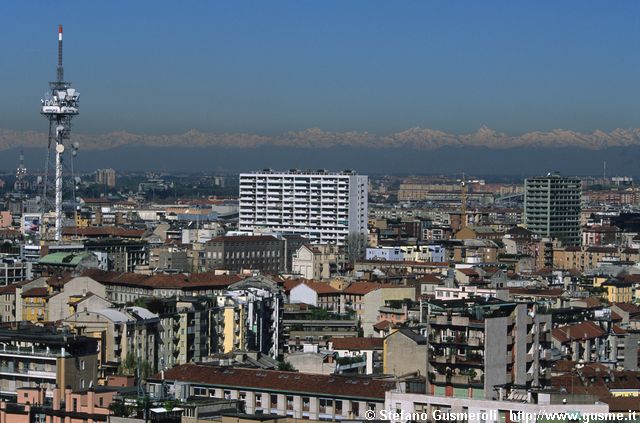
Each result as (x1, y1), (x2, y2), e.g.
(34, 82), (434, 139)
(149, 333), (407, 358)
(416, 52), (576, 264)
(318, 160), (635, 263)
(41, 24), (80, 242)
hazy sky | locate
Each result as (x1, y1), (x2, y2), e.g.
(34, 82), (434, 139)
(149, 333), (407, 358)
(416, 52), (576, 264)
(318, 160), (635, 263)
(1, 1), (638, 136)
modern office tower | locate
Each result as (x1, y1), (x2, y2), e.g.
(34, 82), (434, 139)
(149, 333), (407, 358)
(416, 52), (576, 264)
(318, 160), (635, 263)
(524, 172), (581, 246)
(239, 170), (368, 245)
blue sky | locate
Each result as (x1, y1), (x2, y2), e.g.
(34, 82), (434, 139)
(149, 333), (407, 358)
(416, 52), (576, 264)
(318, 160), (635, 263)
(1, 1), (638, 135)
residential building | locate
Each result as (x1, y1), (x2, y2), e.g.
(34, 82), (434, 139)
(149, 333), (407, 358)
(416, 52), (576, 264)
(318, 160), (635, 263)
(385, 386), (608, 423)
(0, 325), (99, 396)
(282, 304), (359, 352)
(383, 328), (427, 377)
(147, 364), (396, 420)
(551, 320), (638, 370)
(0, 283), (18, 322)
(239, 170), (368, 245)
(329, 337), (384, 374)
(553, 246), (640, 271)
(64, 306), (160, 375)
(95, 168), (116, 188)
(0, 259), (32, 285)
(148, 245), (189, 272)
(524, 173), (581, 246)
(202, 235), (284, 274)
(292, 244), (343, 280)
(425, 298), (553, 400)
(220, 276), (284, 358)
(601, 278), (633, 303)
(286, 280), (342, 312)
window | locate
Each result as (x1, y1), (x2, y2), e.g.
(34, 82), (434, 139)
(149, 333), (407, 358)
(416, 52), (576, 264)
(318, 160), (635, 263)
(270, 394), (278, 407)
(80, 360), (85, 370)
(302, 397), (310, 412)
(335, 400), (343, 415)
(256, 394), (262, 408)
(286, 395), (294, 410)
(224, 390), (231, 400)
(193, 387), (207, 396)
(319, 398), (332, 413)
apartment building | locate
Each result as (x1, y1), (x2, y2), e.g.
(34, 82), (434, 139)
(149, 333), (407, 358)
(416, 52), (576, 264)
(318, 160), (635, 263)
(216, 276), (284, 358)
(553, 245), (640, 272)
(202, 235), (284, 274)
(425, 298), (553, 400)
(282, 304), (359, 352)
(551, 320), (639, 370)
(292, 244), (344, 280)
(63, 306), (160, 375)
(239, 170), (368, 245)
(286, 280), (342, 312)
(0, 326), (99, 397)
(524, 173), (581, 246)
(328, 337), (384, 375)
(147, 364), (396, 420)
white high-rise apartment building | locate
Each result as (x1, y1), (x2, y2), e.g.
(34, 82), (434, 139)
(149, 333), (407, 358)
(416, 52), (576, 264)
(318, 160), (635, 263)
(239, 170), (368, 245)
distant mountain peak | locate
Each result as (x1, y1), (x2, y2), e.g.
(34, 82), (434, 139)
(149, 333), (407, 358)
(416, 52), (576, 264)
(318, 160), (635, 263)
(1, 126), (639, 151)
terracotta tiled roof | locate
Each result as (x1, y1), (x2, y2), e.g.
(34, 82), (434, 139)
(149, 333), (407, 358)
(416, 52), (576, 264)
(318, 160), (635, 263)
(417, 274), (442, 284)
(21, 287), (49, 298)
(373, 320), (393, 331)
(0, 284), (17, 294)
(613, 302), (640, 314)
(154, 364), (395, 400)
(581, 297), (603, 308)
(508, 288), (564, 297)
(618, 274), (640, 284)
(343, 282), (382, 295)
(300, 281), (340, 295)
(611, 324), (627, 335)
(551, 321), (605, 343)
(330, 337), (384, 350)
(551, 360), (575, 373)
(80, 269), (243, 290)
(457, 268), (479, 276)
(586, 246), (617, 253)
(605, 397), (640, 412)
(283, 279), (304, 293)
(62, 227), (145, 238)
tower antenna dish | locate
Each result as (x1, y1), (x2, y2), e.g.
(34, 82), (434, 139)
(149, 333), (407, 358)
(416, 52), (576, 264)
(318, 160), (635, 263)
(40, 24), (80, 242)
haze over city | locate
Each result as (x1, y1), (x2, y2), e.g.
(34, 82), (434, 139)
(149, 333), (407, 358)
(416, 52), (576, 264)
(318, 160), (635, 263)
(3, 2), (640, 422)
(0, 1), (639, 173)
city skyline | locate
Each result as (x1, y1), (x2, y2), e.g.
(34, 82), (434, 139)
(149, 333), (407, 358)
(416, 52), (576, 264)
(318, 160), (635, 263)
(0, 1), (638, 139)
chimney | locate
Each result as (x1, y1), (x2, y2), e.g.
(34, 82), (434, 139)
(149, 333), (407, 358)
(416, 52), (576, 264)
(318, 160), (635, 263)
(52, 386), (61, 411)
(65, 388), (72, 411)
(87, 388), (95, 414)
(38, 387), (45, 405)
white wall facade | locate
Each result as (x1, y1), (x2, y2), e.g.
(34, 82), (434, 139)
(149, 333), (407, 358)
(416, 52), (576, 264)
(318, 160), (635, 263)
(239, 170), (368, 245)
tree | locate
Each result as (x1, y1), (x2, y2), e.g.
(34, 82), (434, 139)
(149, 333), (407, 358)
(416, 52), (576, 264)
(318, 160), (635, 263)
(108, 400), (129, 417)
(346, 232), (367, 264)
(118, 353), (153, 379)
(277, 361), (296, 371)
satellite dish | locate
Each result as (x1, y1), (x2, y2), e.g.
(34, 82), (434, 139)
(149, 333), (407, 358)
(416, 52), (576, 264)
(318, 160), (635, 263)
(55, 144), (65, 154)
